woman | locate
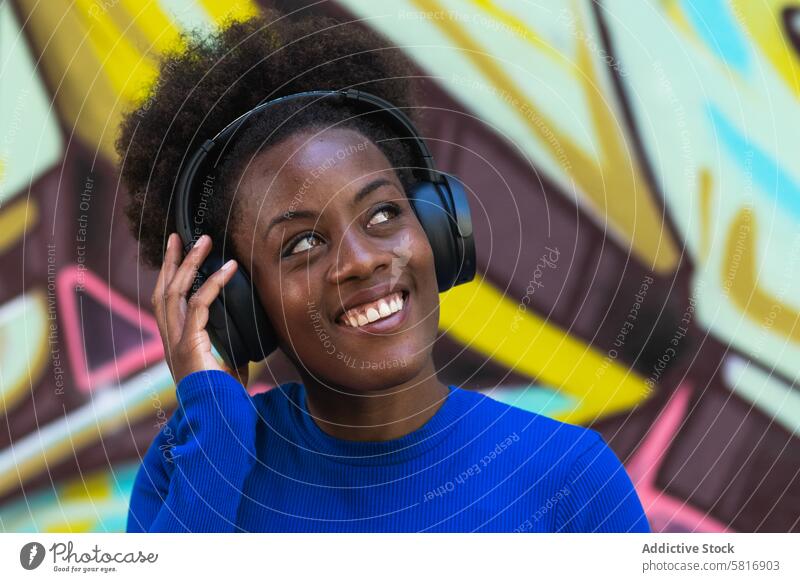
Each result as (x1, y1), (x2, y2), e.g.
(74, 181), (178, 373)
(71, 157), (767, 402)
(117, 10), (650, 533)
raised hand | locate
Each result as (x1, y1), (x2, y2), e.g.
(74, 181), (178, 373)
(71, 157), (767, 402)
(151, 232), (249, 387)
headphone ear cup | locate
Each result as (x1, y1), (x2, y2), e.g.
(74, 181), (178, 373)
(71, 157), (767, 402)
(197, 250), (279, 369)
(407, 175), (476, 292)
(205, 292), (248, 371)
(407, 181), (457, 292)
(437, 174), (476, 287)
(225, 264), (280, 364)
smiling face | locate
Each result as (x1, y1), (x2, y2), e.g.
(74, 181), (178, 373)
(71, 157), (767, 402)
(230, 127), (441, 393)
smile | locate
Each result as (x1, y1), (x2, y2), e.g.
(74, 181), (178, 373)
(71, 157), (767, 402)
(336, 290), (409, 330)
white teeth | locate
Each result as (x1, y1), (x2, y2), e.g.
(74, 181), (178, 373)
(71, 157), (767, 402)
(340, 291), (407, 327)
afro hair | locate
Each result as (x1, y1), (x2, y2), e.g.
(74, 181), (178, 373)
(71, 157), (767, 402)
(115, 7), (421, 270)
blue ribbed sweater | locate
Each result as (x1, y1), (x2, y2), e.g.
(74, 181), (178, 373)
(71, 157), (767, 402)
(126, 370), (650, 532)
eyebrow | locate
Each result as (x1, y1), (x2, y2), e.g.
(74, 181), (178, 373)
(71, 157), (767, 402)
(263, 178), (395, 239)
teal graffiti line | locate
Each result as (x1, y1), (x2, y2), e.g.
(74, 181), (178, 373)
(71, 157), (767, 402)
(682, 0), (751, 74)
(478, 384), (575, 418)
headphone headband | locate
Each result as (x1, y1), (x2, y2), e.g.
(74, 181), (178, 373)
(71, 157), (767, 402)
(176, 89), (446, 251)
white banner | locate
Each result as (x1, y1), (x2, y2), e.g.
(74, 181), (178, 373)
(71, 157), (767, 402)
(1, 533), (798, 580)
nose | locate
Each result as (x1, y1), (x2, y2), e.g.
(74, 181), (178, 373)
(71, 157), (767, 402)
(326, 226), (395, 285)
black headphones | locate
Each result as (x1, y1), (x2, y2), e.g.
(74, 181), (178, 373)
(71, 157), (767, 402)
(175, 88), (476, 369)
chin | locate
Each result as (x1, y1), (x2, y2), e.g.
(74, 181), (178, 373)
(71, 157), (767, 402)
(310, 348), (429, 393)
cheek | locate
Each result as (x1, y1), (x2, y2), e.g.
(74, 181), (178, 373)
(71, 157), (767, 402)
(408, 230), (437, 282)
(256, 273), (311, 339)
(407, 230), (441, 328)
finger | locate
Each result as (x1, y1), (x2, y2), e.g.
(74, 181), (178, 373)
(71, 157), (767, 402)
(157, 233), (183, 344)
(168, 233), (213, 299)
(152, 233), (175, 312)
(161, 232), (181, 289)
(152, 234), (175, 332)
(181, 258), (238, 339)
(151, 234), (183, 376)
(164, 234), (213, 339)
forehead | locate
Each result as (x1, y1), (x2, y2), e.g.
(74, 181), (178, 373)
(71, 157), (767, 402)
(238, 127), (398, 211)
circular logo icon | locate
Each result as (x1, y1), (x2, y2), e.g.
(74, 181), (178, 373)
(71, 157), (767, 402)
(20, 542), (46, 570)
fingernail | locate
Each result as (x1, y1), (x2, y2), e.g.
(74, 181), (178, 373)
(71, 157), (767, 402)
(222, 259), (235, 271)
(167, 233), (174, 249)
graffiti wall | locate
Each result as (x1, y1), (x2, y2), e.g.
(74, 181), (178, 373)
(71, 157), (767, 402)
(0, 0), (797, 532)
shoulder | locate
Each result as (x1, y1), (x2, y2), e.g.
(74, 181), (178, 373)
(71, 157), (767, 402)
(450, 386), (604, 464)
(453, 389), (648, 531)
(555, 433), (650, 531)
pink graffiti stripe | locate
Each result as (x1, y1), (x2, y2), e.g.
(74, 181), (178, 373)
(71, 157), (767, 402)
(247, 382), (275, 397)
(56, 265), (164, 393)
(627, 383), (732, 532)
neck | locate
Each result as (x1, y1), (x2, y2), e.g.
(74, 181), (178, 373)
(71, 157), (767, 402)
(298, 358), (450, 441)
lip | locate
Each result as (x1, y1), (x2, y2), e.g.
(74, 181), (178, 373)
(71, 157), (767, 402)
(333, 282), (410, 323)
(334, 289), (411, 334)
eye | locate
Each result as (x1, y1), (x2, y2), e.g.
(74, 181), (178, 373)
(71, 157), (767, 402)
(284, 232), (323, 257)
(367, 202), (400, 227)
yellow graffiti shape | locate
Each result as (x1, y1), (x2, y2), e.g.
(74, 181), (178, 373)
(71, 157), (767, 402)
(14, 0), (259, 161)
(698, 168), (713, 262)
(723, 207), (800, 342)
(0, 291), (49, 414)
(0, 198), (38, 253)
(731, 0), (800, 100)
(439, 275), (651, 424)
